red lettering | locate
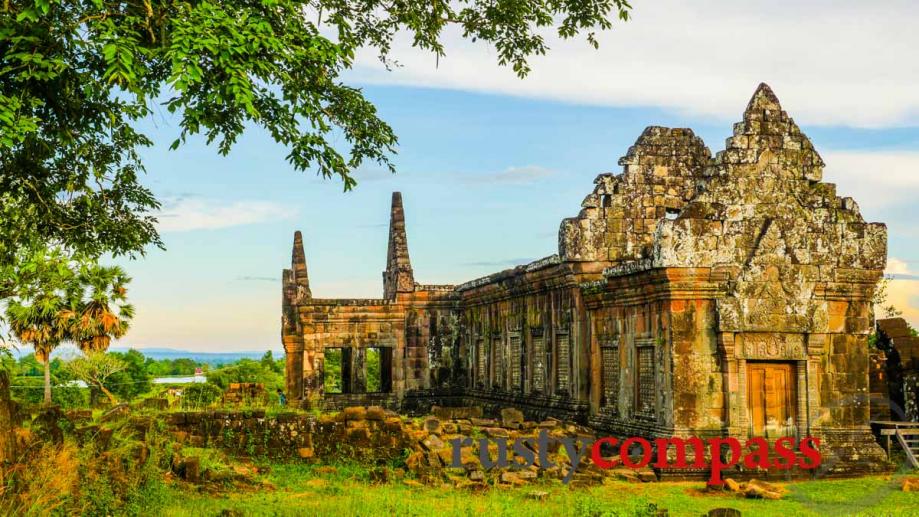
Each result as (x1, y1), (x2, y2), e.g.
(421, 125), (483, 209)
(706, 437), (741, 485)
(578, 434), (823, 481)
(743, 437), (772, 469)
(621, 437), (653, 469)
(591, 437), (620, 469)
(797, 436), (821, 469)
(653, 437), (706, 468)
(773, 436), (797, 469)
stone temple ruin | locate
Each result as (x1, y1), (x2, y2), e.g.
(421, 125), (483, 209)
(282, 84), (892, 475)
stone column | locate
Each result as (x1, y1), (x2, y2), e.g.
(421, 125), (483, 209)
(353, 347), (367, 393)
(736, 358), (748, 436)
(796, 359), (808, 438)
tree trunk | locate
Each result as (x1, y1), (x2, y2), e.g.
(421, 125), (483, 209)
(43, 359), (52, 405)
(0, 370), (16, 467)
(97, 382), (118, 406)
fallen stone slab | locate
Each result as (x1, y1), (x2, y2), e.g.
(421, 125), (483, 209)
(500, 408), (524, 426)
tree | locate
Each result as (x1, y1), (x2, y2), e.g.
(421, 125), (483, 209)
(3, 248), (135, 404)
(260, 350), (282, 374)
(3, 249), (80, 404)
(70, 264), (134, 353)
(207, 358), (282, 392)
(64, 352), (127, 405)
(180, 383), (223, 409)
(873, 276), (904, 319)
(144, 356), (202, 376)
(105, 349), (152, 401)
(0, 0), (633, 266)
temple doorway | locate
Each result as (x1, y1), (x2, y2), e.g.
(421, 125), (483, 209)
(747, 362), (797, 437)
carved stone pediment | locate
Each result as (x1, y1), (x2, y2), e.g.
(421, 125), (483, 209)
(736, 333), (805, 360)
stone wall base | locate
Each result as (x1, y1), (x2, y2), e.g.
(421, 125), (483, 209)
(317, 393), (400, 411)
(810, 428), (894, 477)
(402, 388), (587, 424)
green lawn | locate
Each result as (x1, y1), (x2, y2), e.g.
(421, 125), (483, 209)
(157, 464), (919, 517)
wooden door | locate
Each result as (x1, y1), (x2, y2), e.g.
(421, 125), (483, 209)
(747, 363), (796, 437)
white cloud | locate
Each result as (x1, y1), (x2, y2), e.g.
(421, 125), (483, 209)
(883, 276), (919, 328)
(886, 257), (913, 276)
(821, 151), (919, 214)
(347, 0), (919, 127)
(156, 198), (297, 232)
(875, 257), (919, 329)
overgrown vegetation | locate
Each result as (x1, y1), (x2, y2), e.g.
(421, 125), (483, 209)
(154, 464), (919, 517)
(0, 412), (174, 515)
(2, 348), (285, 410)
(206, 352), (284, 393)
(2, 403), (917, 516)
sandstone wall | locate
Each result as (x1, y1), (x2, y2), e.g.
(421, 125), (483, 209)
(281, 84), (892, 476)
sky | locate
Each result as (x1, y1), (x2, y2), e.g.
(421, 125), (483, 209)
(115, 0), (919, 352)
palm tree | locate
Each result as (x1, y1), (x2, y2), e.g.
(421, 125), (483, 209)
(5, 250), (135, 404)
(5, 280), (77, 405)
(71, 264), (133, 353)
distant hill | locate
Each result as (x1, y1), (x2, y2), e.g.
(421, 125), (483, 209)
(110, 347), (282, 365)
(9, 344), (284, 365)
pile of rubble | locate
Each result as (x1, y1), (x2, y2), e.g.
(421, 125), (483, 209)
(719, 478), (786, 500)
(169, 450), (274, 493)
(392, 406), (657, 488)
(222, 382), (267, 406)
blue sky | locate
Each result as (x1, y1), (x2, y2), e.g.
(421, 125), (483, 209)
(114, 1), (919, 351)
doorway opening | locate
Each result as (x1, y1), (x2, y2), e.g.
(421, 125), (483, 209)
(747, 362), (797, 438)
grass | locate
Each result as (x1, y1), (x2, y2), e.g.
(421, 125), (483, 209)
(155, 463), (919, 517)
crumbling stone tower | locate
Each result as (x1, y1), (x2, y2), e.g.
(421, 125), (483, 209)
(584, 84), (888, 474)
(282, 194), (458, 407)
(383, 192), (415, 299)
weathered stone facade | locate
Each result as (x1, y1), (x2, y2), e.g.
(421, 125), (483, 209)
(283, 84), (890, 475)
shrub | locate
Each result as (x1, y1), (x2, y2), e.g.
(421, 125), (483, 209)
(103, 350), (153, 403)
(0, 441), (80, 514)
(181, 383), (223, 409)
(206, 358), (283, 392)
(10, 376), (88, 409)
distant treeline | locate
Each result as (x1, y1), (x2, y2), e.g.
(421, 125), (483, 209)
(3, 349), (285, 408)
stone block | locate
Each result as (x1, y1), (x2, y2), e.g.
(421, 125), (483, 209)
(423, 417), (442, 434)
(500, 408), (524, 426)
(366, 406), (386, 420)
(183, 456), (201, 483)
(342, 406), (366, 421)
(421, 434), (444, 451)
(471, 418), (496, 427)
(483, 427), (509, 439)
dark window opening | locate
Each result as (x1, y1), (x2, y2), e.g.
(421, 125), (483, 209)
(556, 333), (570, 395)
(324, 348), (351, 394)
(635, 346), (654, 415)
(492, 337), (505, 389)
(366, 347), (381, 392)
(665, 207), (680, 220)
(476, 339), (486, 388)
(510, 335), (522, 392)
(381, 347), (393, 392)
(601, 346), (619, 409)
(601, 194), (612, 208)
(531, 334), (546, 393)
(365, 346), (393, 393)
